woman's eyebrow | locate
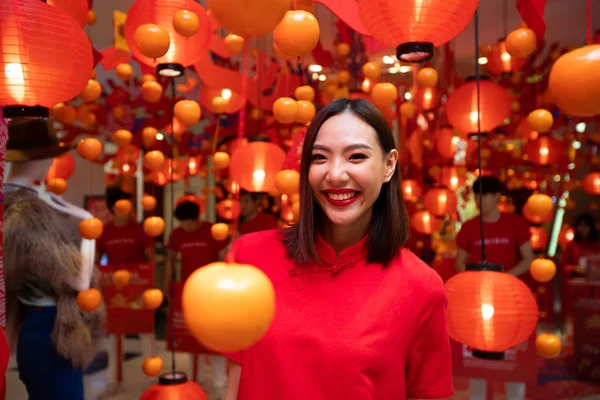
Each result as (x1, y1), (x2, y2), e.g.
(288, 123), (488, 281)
(312, 143), (373, 152)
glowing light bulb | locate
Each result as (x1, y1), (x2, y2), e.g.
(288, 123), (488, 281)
(221, 88), (232, 100)
(253, 169), (266, 189)
(5, 63), (25, 103)
(501, 52), (511, 62)
(470, 111), (478, 123)
(481, 304), (495, 320)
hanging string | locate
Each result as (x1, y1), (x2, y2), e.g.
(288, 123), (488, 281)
(474, 8), (487, 264)
(169, 78), (177, 375)
(586, 0), (592, 45)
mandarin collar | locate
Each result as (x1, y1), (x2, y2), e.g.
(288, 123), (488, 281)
(314, 232), (369, 274)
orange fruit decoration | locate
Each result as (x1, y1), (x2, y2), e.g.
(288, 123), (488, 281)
(141, 74), (156, 84)
(142, 289), (164, 310)
(336, 42), (350, 57)
(144, 150), (165, 171)
(115, 63), (133, 81)
(77, 138), (102, 161)
(144, 216), (165, 237)
(273, 97), (298, 124)
(142, 127), (158, 148)
(211, 222), (230, 241)
(530, 258), (556, 283)
(417, 67), (439, 88)
(87, 9), (97, 25)
(275, 169), (300, 195)
(47, 178), (67, 195)
(173, 10), (199, 37)
(337, 70), (350, 85)
(142, 356), (163, 377)
(112, 129), (133, 146)
(182, 262), (276, 352)
(582, 172), (600, 195)
(526, 109), (553, 133)
(80, 79), (102, 102)
(113, 269), (131, 289)
(295, 100), (315, 124)
(141, 81), (163, 103)
(141, 194), (157, 211)
(372, 83), (398, 107)
(134, 24), (171, 59)
(213, 151), (230, 169)
(77, 288), (102, 312)
(399, 101), (416, 118)
(505, 28), (537, 58)
(273, 10), (320, 58)
(362, 62), (381, 81)
(535, 333), (561, 359)
(174, 100), (201, 126)
(524, 193), (553, 222)
(225, 34), (244, 54)
(548, 45), (600, 117)
(54, 104), (77, 125)
(114, 199), (133, 217)
(294, 85), (315, 102)
(212, 96), (229, 114)
(206, 0), (291, 37)
(78, 217), (103, 240)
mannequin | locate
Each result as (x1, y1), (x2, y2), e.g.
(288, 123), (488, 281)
(3, 119), (104, 399)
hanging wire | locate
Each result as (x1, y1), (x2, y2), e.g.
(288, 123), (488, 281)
(169, 79), (177, 375)
(474, 8), (487, 264)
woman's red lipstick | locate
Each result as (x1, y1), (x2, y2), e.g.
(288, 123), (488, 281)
(323, 188), (360, 207)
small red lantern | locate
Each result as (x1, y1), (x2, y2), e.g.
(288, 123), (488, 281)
(524, 136), (562, 166)
(445, 77), (510, 137)
(530, 226), (549, 251)
(45, 153), (76, 182)
(140, 373), (208, 400)
(124, 0), (211, 71)
(435, 127), (473, 160)
(424, 186), (457, 217)
(0, 0), (93, 116)
(414, 87), (439, 112)
(439, 166), (466, 191)
(486, 40), (527, 76)
(401, 179), (422, 202)
(558, 226), (574, 250)
(229, 141), (286, 192)
(410, 210), (442, 235)
(582, 172), (600, 195)
(446, 267), (539, 357)
(357, 0), (477, 62)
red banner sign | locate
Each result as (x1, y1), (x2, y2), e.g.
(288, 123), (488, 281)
(451, 337), (540, 385)
(166, 282), (218, 355)
(99, 262), (154, 335)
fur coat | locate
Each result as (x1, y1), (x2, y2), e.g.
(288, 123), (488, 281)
(3, 187), (105, 368)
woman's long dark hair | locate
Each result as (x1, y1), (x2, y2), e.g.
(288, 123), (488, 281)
(574, 213), (599, 242)
(282, 98), (409, 267)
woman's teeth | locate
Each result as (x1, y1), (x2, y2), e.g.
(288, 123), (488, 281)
(326, 192), (357, 201)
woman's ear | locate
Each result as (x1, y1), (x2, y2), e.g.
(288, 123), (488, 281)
(383, 149), (399, 182)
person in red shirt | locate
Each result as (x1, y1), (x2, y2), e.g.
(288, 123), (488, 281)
(165, 199), (229, 388)
(238, 190), (279, 235)
(455, 176), (534, 400)
(224, 98), (453, 400)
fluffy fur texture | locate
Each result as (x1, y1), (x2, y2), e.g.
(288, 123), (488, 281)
(3, 188), (105, 368)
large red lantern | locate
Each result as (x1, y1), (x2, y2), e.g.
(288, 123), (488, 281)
(124, 0), (211, 75)
(446, 77), (510, 138)
(446, 267), (539, 357)
(0, 0), (93, 117)
(47, 0), (88, 26)
(357, 0), (477, 62)
(524, 135), (562, 166)
(486, 40), (527, 76)
(423, 186), (457, 217)
(140, 373), (208, 400)
(229, 141), (286, 192)
(582, 172), (600, 195)
(410, 210), (442, 235)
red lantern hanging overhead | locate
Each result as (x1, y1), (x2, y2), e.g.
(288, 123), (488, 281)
(445, 268), (539, 356)
(445, 77), (510, 138)
(524, 135), (563, 166)
(140, 373), (208, 400)
(229, 141), (286, 193)
(0, 0), (93, 117)
(411, 210), (442, 235)
(414, 87), (439, 112)
(423, 186), (457, 217)
(357, 0), (478, 62)
(124, 0), (211, 75)
(435, 126), (473, 160)
(486, 40), (527, 76)
(439, 166), (466, 191)
(582, 172), (600, 195)
(401, 179), (422, 202)
(47, 0), (89, 27)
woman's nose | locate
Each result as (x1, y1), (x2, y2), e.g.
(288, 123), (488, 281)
(326, 160), (349, 184)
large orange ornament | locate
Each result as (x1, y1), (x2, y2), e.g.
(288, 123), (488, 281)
(144, 150), (165, 171)
(141, 194), (157, 211)
(229, 141), (287, 192)
(173, 10), (199, 37)
(362, 62), (381, 81)
(115, 63), (133, 81)
(134, 23), (171, 59)
(548, 45), (600, 117)
(182, 262), (276, 352)
(174, 100), (201, 126)
(417, 67), (438, 88)
(210, 222), (230, 241)
(582, 171), (600, 195)
(446, 269), (539, 355)
(523, 193), (553, 222)
(79, 79), (102, 102)
(113, 269), (131, 289)
(142, 127), (158, 148)
(294, 85), (315, 102)
(141, 81), (163, 103)
(77, 138), (102, 161)
(275, 169), (300, 195)
(144, 216), (165, 237)
(526, 109), (553, 133)
(211, 96), (228, 114)
(79, 218), (103, 240)
(505, 28), (536, 58)
(77, 288), (102, 312)
(207, 0), (291, 38)
(213, 151), (230, 169)
(114, 199), (133, 217)
(142, 356), (163, 377)
(530, 258), (556, 283)
(295, 100), (315, 124)
(535, 333), (561, 359)
(225, 34), (244, 54)
(47, 178), (67, 195)
(143, 289), (164, 310)
(273, 97), (298, 124)
(112, 129), (133, 146)
(371, 83), (397, 107)
(273, 10), (320, 58)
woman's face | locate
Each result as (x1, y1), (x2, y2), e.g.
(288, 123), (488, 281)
(308, 112), (397, 229)
(577, 222), (591, 239)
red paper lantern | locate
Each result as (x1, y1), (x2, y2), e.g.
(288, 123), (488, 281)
(124, 0), (211, 71)
(486, 40), (527, 76)
(401, 179), (422, 202)
(558, 226), (574, 250)
(357, 0), (477, 62)
(435, 126), (473, 160)
(582, 172), (600, 195)
(439, 166), (466, 191)
(524, 135), (562, 166)
(445, 270), (539, 354)
(530, 226), (549, 251)
(410, 210), (442, 235)
(229, 141), (286, 192)
(47, 0), (88, 26)
(424, 186), (457, 217)
(0, 0), (92, 115)
(140, 374), (208, 400)
(446, 77), (510, 137)
(414, 87), (439, 111)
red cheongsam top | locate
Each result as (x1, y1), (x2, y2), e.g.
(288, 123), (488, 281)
(225, 229), (454, 400)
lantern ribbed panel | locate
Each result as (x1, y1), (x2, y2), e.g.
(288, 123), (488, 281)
(229, 142), (286, 193)
(583, 172), (600, 195)
(140, 379), (208, 400)
(423, 187), (457, 217)
(445, 271), (539, 352)
(47, 0), (88, 26)
(0, 0), (92, 108)
(357, 0), (478, 48)
(445, 79), (510, 135)
(124, 0), (211, 68)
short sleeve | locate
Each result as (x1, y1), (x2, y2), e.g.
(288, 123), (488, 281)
(455, 220), (470, 252)
(406, 271), (454, 399)
(514, 215), (531, 247)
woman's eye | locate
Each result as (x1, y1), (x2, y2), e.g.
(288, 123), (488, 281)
(349, 153), (367, 161)
(311, 154), (326, 162)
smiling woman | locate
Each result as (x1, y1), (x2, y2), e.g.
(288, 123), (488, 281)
(223, 98), (454, 400)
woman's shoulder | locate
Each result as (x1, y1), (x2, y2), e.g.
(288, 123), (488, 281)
(392, 248), (445, 295)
